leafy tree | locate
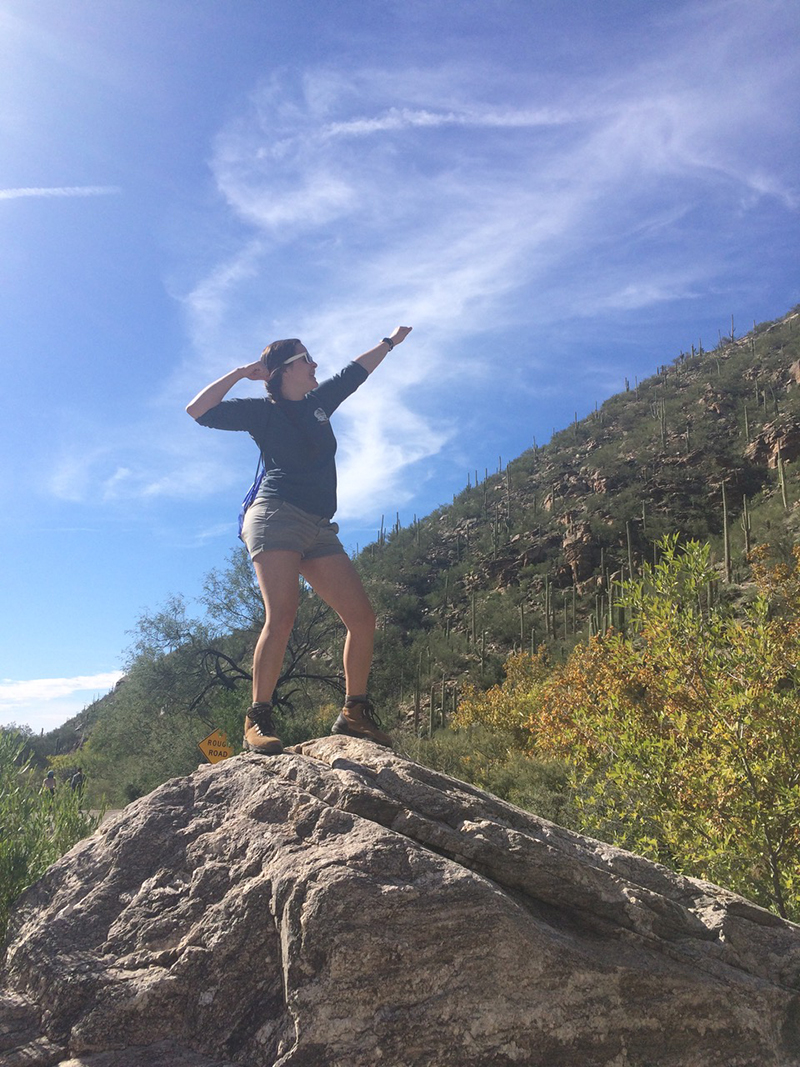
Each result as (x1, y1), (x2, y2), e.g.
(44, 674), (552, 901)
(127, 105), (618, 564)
(77, 551), (351, 805)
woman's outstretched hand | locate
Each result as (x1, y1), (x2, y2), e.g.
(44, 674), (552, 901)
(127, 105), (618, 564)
(389, 326), (413, 346)
(354, 327), (414, 375)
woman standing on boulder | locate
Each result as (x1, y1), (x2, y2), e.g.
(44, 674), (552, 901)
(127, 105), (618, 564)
(186, 327), (412, 755)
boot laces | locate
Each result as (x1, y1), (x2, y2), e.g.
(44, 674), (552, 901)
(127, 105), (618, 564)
(249, 703), (275, 734)
(348, 697), (383, 728)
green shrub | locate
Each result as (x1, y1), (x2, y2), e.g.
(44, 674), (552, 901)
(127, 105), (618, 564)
(403, 725), (576, 827)
(0, 731), (99, 941)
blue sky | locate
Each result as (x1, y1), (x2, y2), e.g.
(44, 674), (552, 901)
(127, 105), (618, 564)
(1, 0), (798, 734)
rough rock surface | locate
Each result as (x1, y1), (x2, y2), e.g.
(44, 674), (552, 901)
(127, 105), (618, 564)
(561, 521), (598, 583)
(745, 417), (800, 467)
(2, 736), (800, 1067)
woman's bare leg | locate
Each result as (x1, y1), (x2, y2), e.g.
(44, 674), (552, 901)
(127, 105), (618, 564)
(300, 552), (376, 695)
(300, 553), (389, 746)
(251, 550), (303, 703)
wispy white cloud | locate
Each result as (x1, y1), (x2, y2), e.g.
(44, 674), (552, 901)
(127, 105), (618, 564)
(270, 101), (590, 150)
(0, 185), (120, 200)
(336, 380), (453, 519)
(0, 672), (123, 709)
(49, 446), (111, 503)
(591, 281), (700, 314)
(48, 432), (246, 504)
(0, 673), (125, 735)
(181, 240), (266, 342)
(53, 0), (799, 530)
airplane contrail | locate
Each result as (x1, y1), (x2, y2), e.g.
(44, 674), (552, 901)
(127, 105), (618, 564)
(0, 185), (121, 201)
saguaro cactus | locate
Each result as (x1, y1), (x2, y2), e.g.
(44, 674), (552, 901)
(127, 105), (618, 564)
(741, 495), (752, 558)
(777, 445), (789, 511)
(722, 482), (731, 583)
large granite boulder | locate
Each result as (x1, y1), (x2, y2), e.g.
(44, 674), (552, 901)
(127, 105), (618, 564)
(1, 736), (799, 1066)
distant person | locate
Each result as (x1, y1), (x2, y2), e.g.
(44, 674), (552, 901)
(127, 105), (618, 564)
(187, 326), (412, 756)
(41, 770), (56, 797)
(70, 768), (84, 794)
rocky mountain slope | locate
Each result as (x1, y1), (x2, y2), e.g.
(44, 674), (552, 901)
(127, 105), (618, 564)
(346, 307), (800, 715)
(2, 737), (800, 1066)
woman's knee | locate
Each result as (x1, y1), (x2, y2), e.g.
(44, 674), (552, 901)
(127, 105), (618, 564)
(346, 601), (376, 637)
(259, 607), (297, 642)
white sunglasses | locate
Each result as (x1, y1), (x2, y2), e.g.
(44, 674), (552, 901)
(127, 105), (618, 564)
(282, 350), (314, 367)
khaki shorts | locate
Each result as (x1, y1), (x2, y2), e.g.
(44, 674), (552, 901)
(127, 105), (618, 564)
(241, 497), (346, 562)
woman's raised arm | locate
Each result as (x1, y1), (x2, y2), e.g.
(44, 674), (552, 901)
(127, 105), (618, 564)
(353, 326), (412, 375)
(185, 360), (269, 420)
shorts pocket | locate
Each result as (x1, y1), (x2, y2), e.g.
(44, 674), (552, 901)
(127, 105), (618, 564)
(249, 498), (285, 523)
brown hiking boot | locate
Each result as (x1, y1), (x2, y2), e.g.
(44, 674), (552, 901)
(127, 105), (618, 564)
(331, 697), (393, 748)
(243, 702), (283, 755)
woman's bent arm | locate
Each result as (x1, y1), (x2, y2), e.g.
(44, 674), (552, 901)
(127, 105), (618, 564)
(186, 361), (268, 420)
(354, 326), (412, 375)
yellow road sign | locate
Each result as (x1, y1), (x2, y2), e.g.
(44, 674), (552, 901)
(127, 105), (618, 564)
(198, 728), (234, 764)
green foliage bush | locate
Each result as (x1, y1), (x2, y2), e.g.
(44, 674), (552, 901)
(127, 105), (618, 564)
(457, 536), (800, 919)
(404, 725), (575, 827)
(0, 731), (99, 941)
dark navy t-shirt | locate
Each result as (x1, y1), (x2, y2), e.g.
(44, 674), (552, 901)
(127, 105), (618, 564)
(196, 362), (368, 519)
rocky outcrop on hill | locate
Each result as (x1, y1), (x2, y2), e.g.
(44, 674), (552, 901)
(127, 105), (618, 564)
(561, 521), (598, 582)
(745, 417), (800, 467)
(2, 737), (800, 1067)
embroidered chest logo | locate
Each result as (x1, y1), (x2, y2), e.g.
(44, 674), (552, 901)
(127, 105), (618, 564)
(313, 407), (329, 423)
